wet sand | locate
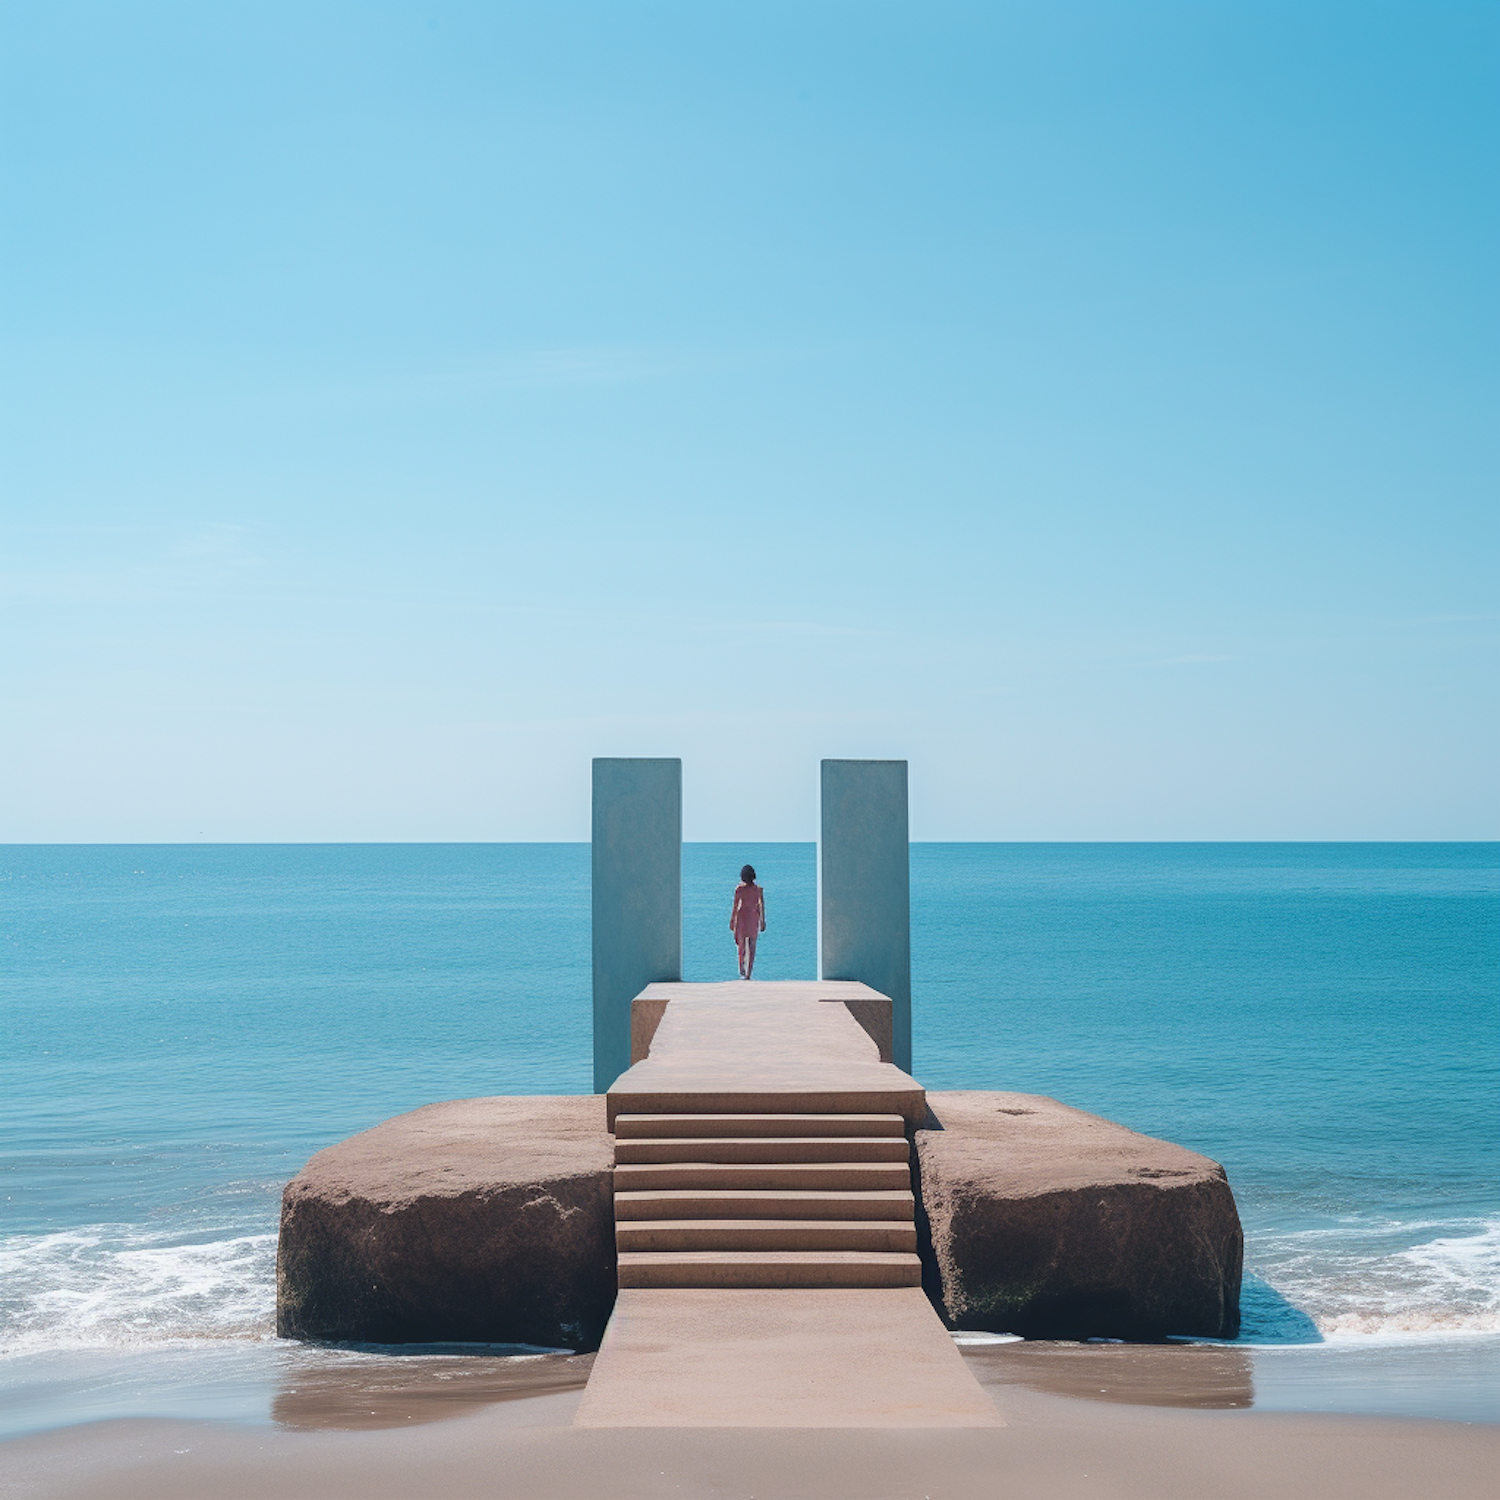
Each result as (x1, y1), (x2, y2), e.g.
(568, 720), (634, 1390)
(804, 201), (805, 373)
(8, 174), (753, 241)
(271, 1352), (594, 1431)
(963, 1338), (1258, 1409)
(3, 1343), (1497, 1500)
(968, 1337), (1500, 1424)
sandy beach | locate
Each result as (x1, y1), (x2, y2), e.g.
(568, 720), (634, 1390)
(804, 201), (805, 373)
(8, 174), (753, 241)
(3, 1345), (1496, 1500)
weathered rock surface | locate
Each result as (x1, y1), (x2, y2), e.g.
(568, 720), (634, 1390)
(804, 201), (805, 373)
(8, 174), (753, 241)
(277, 1095), (615, 1350)
(915, 1091), (1242, 1340)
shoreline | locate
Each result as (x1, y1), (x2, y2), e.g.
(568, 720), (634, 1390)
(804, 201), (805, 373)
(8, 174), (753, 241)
(3, 1333), (1497, 1444)
(3, 1382), (1497, 1500)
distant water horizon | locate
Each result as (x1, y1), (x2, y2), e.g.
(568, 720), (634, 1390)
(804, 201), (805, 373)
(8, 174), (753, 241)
(2, 842), (1497, 1431)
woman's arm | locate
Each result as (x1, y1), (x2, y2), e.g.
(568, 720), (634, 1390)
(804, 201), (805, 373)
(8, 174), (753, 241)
(759, 886), (767, 931)
(730, 888), (741, 931)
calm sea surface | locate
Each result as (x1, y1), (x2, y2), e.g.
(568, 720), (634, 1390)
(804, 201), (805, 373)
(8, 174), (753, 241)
(2, 843), (1496, 1431)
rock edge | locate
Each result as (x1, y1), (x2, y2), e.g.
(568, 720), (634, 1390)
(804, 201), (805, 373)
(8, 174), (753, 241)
(916, 1090), (1243, 1339)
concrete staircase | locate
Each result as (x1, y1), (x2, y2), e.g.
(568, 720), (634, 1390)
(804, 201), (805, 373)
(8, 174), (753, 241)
(612, 1112), (922, 1288)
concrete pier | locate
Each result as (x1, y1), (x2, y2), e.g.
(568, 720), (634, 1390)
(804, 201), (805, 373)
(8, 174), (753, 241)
(820, 759), (912, 1071)
(592, 758), (682, 1092)
(275, 749), (1241, 1375)
(577, 978), (998, 1427)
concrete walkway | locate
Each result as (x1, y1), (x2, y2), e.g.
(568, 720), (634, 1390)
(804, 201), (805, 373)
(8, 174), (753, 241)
(574, 1288), (1001, 1427)
(576, 981), (999, 1428)
(608, 980), (926, 1127)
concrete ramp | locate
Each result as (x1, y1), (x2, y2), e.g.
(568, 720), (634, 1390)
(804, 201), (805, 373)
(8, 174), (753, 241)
(573, 1288), (1001, 1427)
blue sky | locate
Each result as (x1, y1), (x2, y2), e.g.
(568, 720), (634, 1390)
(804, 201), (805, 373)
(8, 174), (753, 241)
(2, 1), (1495, 840)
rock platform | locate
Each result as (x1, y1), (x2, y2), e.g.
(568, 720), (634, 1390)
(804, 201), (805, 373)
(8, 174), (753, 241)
(916, 1090), (1243, 1340)
(276, 1095), (615, 1350)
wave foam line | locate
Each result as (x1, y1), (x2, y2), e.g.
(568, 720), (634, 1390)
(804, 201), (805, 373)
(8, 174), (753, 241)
(0, 1228), (276, 1357)
(1249, 1221), (1500, 1341)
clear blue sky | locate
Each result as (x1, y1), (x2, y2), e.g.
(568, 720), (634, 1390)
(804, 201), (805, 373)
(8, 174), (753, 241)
(2, 1), (1495, 841)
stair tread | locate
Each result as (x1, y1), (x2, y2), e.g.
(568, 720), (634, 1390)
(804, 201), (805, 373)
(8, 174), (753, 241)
(616, 1219), (917, 1246)
(617, 1253), (923, 1286)
(615, 1114), (904, 1125)
(618, 1137), (907, 1146)
(618, 1250), (922, 1265)
(615, 1134), (906, 1146)
(613, 1189), (915, 1222)
(613, 1114), (906, 1138)
(616, 1161), (907, 1173)
(612, 1158), (912, 1170)
(615, 1172), (912, 1199)
(616, 1219), (916, 1231)
(615, 1189), (915, 1201)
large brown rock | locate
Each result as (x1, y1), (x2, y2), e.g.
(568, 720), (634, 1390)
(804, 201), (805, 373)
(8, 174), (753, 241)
(915, 1091), (1242, 1340)
(276, 1095), (615, 1350)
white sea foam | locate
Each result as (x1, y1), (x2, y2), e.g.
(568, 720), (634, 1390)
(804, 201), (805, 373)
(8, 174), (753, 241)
(1397, 1222), (1500, 1293)
(1318, 1223), (1500, 1338)
(0, 1227), (276, 1358)
(1248, 1221), (1500, 1342)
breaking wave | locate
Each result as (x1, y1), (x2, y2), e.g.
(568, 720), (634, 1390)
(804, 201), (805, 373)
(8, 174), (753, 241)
(0, 1226), (277, 1358)
(1244, 1220), (1500, 1342)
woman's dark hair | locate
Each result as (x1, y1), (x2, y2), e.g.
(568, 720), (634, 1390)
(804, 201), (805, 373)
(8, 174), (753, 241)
(740, 864), (756, 884)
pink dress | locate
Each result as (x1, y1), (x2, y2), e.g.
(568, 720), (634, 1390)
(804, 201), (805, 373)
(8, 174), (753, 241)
(731, 882), (763, 939)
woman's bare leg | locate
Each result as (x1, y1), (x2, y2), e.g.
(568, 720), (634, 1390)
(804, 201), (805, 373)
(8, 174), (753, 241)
(742, 931), (757, 979)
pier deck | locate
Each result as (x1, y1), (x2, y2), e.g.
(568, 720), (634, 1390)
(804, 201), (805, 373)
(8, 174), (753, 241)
(606, 980), (925, 1129)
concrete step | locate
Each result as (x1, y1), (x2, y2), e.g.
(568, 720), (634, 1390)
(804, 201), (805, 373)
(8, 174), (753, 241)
(614, 1161), (913, 1193)
(614, 1136), (911, 1165)
(615, 1219), (919, 1253)
(614, 1188), (916, 1222)
(613, 1113), (907, 1140)
(617, 1250), (924, 1290)
(607, 1088), (927, 1131)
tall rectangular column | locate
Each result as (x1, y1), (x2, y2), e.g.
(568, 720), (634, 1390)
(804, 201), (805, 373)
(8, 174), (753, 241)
(593, 758), (682, 1092)
(820, 759), (911, 1072)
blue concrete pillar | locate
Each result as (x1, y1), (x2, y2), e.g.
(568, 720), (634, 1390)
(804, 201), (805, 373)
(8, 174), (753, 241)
(593, 758), (682, 1092)
(820, 759), (911, 1071)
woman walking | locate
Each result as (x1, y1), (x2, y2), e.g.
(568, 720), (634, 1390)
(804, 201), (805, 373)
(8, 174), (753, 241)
(730, 864), (767, 979)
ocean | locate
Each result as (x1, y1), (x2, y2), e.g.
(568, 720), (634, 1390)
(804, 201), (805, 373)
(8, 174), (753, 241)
(2, 843), (1496, 1434)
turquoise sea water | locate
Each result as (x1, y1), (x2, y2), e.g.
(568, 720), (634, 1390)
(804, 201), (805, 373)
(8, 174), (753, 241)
(2, 843), (1497, 1430)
